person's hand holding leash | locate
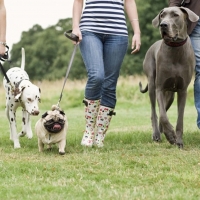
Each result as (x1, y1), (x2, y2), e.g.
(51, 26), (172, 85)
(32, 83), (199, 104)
(72, 28), (82, 44)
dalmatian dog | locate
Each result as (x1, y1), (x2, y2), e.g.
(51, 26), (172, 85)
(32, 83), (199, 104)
(3, 48), (41, 149)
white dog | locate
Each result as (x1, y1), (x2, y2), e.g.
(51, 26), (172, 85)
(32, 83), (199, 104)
(3, 48), (41, 148)
(35, 105), (67, 155)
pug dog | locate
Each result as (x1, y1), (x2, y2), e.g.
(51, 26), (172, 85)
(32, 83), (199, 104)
(35, 105), (67, 155)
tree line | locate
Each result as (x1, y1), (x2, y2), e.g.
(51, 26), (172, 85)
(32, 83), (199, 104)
(3, 0), (168, 81)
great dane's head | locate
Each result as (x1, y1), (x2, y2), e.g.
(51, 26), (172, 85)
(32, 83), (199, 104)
(152, 7), (199, 41)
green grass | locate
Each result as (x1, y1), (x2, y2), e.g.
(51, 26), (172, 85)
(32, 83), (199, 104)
(0, 76), (200, 200)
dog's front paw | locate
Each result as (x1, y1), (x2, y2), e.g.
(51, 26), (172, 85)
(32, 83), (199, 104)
(26, 132), (33, 139)
(14, 141), (21, 149)
(59, 151), (65, 155)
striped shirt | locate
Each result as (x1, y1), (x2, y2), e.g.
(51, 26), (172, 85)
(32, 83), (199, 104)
(79, 0), (128, 36)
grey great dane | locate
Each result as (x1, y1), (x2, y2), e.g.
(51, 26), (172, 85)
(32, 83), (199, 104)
(139, 7), (199, 148)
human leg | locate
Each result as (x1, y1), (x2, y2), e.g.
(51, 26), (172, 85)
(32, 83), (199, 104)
(94, 35), (128, 147)
(79, 31), (104, 100)
(191, 20), (200, 128)
(101, 35), (128, 108)
(79, 31), (104, 146)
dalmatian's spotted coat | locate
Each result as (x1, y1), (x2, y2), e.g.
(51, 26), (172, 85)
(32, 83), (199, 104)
(3, 48), (41, 148)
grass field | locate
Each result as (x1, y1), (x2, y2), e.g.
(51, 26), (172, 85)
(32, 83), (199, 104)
(0, 76), (200, 200)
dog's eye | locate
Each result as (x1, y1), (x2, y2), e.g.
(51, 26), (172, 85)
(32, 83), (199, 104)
(160, 12), (165, 19)
(27, 98), (32, 102)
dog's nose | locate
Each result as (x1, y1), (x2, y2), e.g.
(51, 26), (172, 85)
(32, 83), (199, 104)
(32, 110), (40, 116)
(160, 22), (168, 29)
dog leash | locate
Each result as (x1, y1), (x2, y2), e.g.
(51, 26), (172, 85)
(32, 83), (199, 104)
(56, 30), (79, 107)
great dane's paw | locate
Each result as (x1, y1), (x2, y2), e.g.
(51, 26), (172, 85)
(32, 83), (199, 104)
(176, 142), (183, 149)
(152, 136), (161, 142)
(165, 134), (176, 145)
(163, 129), (176, 144)
(152, 132), (161, 142)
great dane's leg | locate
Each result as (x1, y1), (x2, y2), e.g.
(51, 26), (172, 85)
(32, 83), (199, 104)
(148, 77), (161, 141)
(156, 89), (176, 144)
(143, 50), (161, 142)
(176, 90), (187, 148)
(159, 91), (175, 133)
(19, 109), (32, 139)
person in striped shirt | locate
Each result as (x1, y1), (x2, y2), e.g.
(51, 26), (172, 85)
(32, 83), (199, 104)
(72, 0), (141, 147)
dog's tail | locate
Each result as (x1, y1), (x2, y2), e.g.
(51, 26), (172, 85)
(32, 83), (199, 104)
(21, 47), (25, 70)
(139, 82), (148, 93)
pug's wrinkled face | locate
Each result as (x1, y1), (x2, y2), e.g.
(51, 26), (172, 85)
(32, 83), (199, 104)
(42, 110), (66, 133)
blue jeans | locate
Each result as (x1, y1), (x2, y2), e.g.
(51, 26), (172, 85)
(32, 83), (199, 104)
(79, 31), (128, 108)
(191, 19), (200, 128)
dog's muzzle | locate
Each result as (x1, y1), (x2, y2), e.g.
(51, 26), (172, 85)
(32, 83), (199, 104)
(44, 119), (65, 133)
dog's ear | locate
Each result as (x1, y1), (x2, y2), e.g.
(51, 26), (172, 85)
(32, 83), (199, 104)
(14, 86), (25, 100)
(60, 110), (65, 115)
(42, 112), (48, 118)
(152, 9), (164, 28)
(180, 7), (199, 22)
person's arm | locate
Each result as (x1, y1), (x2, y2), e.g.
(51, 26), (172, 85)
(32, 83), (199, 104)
(0, 0), (6, 55)
(72, 0), (83, 43)
(125, 0), (141, 54)
(168, 0), (182, 6)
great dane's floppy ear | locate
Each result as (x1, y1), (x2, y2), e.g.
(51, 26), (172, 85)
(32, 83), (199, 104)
(152, 9), (164, 28)
(180, 7), (199, 22)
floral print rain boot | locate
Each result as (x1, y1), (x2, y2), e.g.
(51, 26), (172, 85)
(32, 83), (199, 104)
(81, 99), (100, 147)
(94, 105), (115, 147)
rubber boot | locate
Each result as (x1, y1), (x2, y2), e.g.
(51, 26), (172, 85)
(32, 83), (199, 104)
(81, 99), (100, 147)
(94, 105), (116, 147)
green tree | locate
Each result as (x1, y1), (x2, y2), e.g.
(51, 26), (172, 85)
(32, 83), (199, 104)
(3, 0), (168, 80)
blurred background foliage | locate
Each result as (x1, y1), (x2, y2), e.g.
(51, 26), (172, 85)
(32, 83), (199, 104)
(2, 0), (168, 81)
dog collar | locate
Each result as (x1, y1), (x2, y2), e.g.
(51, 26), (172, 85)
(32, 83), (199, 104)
(164, 37), (188, 47)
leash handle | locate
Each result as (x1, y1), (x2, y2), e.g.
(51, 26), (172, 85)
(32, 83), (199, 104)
(64, 30), (79, 43)
(0, 45), (9, 62)
(0, 45), (10, 83)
